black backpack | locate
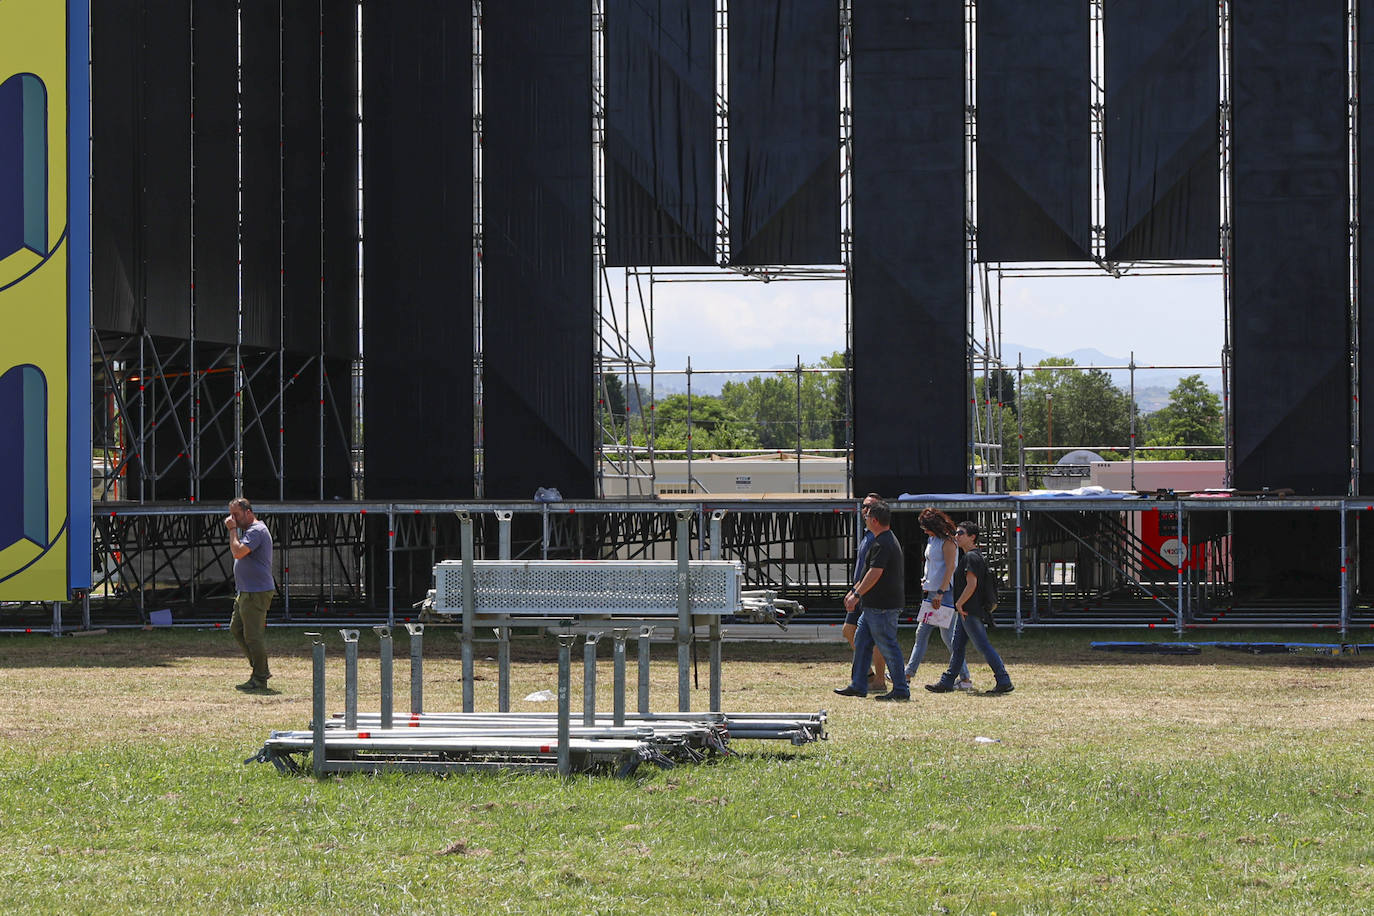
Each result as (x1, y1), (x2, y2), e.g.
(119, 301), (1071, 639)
(971, 551), (1000, 624)
(982, 566), (1001, 617)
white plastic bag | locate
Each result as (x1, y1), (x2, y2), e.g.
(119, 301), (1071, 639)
(917, 598), (953, 629)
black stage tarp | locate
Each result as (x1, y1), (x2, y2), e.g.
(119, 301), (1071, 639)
(977, 0), (1091, 261)
(1360, 3), (1374, 493)
(728, 0), (840, 266)
(191, 0), (239, 347)
(604, 0), (716, 266)
(1104, 0), (1219, 261)
(483, 1), (596, 499)
(321, 1), (359, 361)
(362, 1), (473, 499)
(281, 4), (324, 357)
(240, 1), (283, 351)
(1232, 2), (1348, 495)
(92, 0), (192, 340)
(1233, 512), (1339, 600)
(135, 0), (192, 341)
(852, 0), (966, 496)
(91, 0), (139, 335)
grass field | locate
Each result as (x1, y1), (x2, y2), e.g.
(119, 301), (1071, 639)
(0, 626), (1370, 914)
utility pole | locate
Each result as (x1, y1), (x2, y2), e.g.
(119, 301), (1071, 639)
(1047, 391), (1054, 461)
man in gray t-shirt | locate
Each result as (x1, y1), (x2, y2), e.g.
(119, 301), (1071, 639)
(226, 497), (275, 691)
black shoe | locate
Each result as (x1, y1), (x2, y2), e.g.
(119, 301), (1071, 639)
(236, 677), (268, 692)
(874, 691), (910, 702)
(833, 685), (867, 697)
(924, 682), (954, 694)
(989, 683), (1015, 694)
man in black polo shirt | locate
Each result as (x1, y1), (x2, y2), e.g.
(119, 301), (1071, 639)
(833, 501), (910, 701)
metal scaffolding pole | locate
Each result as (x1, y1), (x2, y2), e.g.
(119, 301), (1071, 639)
(675, 510), (692, 712)
(374, 624), (393, 730)
(341, 628), (359, 729)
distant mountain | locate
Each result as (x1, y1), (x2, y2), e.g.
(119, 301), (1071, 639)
(1001, 344), (1222, 396)
(1133, 386), (1174, 414)
(651, 368), (795, 398)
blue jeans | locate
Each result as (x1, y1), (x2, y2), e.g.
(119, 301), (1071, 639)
(905, 619), (970, 681)
(936, 612), (1011, 689)
(849, 607), (910, 696)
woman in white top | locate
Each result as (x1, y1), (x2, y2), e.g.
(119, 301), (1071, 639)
(904, 508), (972, 689)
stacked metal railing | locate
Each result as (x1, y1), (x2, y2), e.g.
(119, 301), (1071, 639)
(248, 623), (826, 778)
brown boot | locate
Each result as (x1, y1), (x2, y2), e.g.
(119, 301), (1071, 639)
(868, 672), (887, 692)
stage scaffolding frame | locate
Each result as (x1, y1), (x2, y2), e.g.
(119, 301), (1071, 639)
(73, 3), (1374, 642)
(1348, 0), (1361, 496)
(471, 0), (485, 495)
(591, 0), (856, 500)
(965, 0), (1000, 494)
(14, 497), (1373, 636)
(88, 2), (1357, 513)
(966, 0), (1237, 493)
(94, 1), (361, 510)
(591, 0), (658, 500)
(1220, 0), (1235, 487)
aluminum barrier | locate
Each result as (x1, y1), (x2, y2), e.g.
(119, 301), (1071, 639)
(431, 559), (742, 618)
(246, 626), (827, 778)
(437, 509), (740, 715)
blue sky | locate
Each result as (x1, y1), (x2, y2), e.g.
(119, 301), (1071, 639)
(641, 269), (1225, 379)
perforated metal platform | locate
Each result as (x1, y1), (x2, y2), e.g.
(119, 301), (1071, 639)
(432, 560), (743, 618)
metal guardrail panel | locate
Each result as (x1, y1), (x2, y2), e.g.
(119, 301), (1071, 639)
(433, 560), (742, 617)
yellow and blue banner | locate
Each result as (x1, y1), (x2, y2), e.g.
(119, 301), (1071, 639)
(0, 0), (90, 600)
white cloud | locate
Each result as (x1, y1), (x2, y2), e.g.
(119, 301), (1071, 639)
(604, 267), (1224, 372)
(996, 272), (1224, 366)
(646, 277), (846, 370)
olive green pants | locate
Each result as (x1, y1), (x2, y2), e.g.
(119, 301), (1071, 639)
(230, 590), (274, 681)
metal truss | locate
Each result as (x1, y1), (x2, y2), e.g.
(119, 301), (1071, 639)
(93, 330), (354, 503)
(592, 0), (657, 499)
(472, 0), (486, 495)
(1347, 0), (1361, 497)
(86, 505), (367, 624)
(56, 5), (1371, 646)
(92, 5), (361, 506)
(839, 0), (855, 496)
(964, 0), (1003, 493)
(1220, 0), (1235, 487)
(717, 509), (852, 602)
(589, 1), (855, 498)
(1089, 0), (1107, 262)
(964, 1), (1234, 493)
(5, 498), (1373, 635)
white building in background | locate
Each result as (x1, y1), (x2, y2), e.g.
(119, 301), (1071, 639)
(608, 454), (1227, 499)
(602, 455), (848, 499)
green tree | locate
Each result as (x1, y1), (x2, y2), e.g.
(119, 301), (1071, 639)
(650, 394), (758, 453)
(601, 373), (658, 452)
(624, 380), (651, 415)
(719, 353), (847, 450)
(599, 373), (625, 445)
(1140, 374), (1222, 460)
(601, 373), (626, 419)
(1018, 359), (1134, 460)
(974, 367), (1018, 418)
(815, 350), (850, 448)
(973, 368), (1018, 457)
